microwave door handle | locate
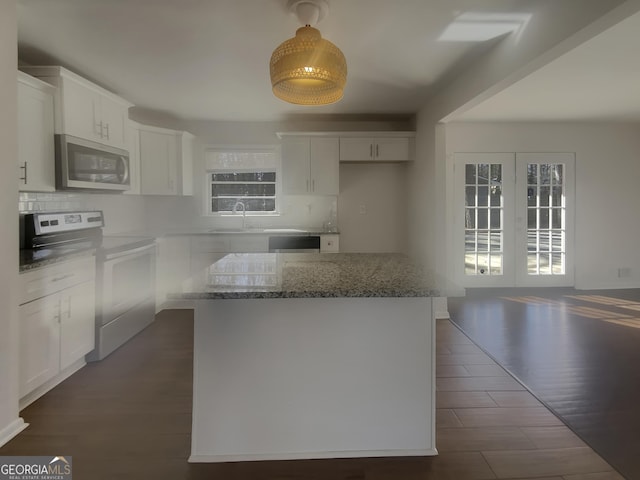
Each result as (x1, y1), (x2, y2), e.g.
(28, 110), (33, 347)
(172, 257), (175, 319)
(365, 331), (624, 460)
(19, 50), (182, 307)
(119, 156), (130, 184)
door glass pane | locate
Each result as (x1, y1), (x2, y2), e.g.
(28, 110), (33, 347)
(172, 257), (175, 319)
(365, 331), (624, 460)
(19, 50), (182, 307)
(465, 164), (476, 184)
(477, 186), (489, 206)
(463, 161), (504, 277)
(490, 208), (501, 229)
(477, 253), (489, 274)
(526, 162), (566, 276)
(477, 209), (488, 229)
(490, 232), (501, 250)
(540, 186), (550, 206)
(540, 209), (549, 228)
(552, 209), (562, 229)
(490, 185), (502, 206)
(527, 208), (537, 229)
(477, 164), (489, 184)
(465, 209), (475, 228)
(490, 254), (503, 274)
(477, 231), (488, 252)
(465, 186), (476, 206)
(552, 253), (564, 274)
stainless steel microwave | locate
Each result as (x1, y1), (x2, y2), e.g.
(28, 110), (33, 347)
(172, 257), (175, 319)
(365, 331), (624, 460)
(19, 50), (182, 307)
(55, 134), (130, 191)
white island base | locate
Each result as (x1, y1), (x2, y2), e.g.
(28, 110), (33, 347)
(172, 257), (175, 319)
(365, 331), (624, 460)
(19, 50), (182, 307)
(189, 296), (437, 463)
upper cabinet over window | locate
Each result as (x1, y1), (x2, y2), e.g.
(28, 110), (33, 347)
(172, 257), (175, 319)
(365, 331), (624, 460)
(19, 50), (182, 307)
(21, 66), (133, 150)
(339, 136), (414, 162)
(18, 72), (55, 192)
(138, 124), (195, 196)
(281, 136), (339, 195)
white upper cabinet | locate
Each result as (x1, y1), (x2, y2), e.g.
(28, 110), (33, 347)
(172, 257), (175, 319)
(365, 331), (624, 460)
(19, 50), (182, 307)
(282, 137), (339, 195)
(21, 66), (132, 150)
(138, 124), (195, 196)
(339, 136), (413, 162)
(17, 72), (55, 192)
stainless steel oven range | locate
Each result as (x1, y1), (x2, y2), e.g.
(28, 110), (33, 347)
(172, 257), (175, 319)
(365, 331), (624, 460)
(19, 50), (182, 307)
(23, 211), (156, 361)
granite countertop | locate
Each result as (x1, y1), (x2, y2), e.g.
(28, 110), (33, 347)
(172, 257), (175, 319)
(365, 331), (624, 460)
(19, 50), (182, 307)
(20, 246), (96, 272)
(171, 252), (438, 300)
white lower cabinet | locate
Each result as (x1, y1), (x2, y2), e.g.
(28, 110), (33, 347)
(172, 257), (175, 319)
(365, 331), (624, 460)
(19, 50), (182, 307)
(19, 257), (96, 404)
(19, 295), (61, 397)
(189, 235), (269, 276)
(60, 280), (96, 370)
(156, 236), (191, 309)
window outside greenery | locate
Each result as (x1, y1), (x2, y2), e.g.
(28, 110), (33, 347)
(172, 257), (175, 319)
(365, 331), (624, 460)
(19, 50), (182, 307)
(210, 171), (276, 213)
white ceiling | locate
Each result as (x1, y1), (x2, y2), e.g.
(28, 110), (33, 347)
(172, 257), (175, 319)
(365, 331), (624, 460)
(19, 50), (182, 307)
(17, 0), (640, 123)
(452, 9), (640, 122)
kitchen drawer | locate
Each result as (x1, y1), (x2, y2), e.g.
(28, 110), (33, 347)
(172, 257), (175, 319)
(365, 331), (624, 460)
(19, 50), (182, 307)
(320, 234), (340, 253)
(191, 235), (269, 253)
(191, 236), (229, 253)
(20, 256), (96, 305)
(226, 235), (268, 253)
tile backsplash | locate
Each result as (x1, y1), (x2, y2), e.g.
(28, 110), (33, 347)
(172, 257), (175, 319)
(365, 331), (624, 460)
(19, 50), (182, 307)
(18, 191), (146, 235)
(19, 192), (87, 213)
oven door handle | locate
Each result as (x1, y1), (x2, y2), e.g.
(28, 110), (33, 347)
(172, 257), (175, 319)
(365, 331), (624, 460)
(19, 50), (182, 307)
(102, 244), (156, 261)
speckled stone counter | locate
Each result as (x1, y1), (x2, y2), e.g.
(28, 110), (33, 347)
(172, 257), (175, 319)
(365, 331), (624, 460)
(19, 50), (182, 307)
(173, 252), (437, 299)
(185, 252), (437, 463)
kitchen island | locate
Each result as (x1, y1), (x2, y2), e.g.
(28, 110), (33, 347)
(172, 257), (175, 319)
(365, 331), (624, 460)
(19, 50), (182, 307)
(173, 253), (438, 462)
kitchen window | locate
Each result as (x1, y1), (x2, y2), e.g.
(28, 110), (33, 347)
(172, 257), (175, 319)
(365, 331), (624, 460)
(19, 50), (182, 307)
(210, 171), (276, 213)
(205, 147), (281, 215)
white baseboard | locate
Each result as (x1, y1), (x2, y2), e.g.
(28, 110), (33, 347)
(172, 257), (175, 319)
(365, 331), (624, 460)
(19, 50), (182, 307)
(189, 448), (438, 463)
(19, 358), (86, 410)
(0, 418), (28, 448)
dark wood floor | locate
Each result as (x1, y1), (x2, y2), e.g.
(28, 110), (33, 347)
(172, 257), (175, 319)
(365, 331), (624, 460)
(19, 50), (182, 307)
(449, 288), (640, 480)
(0, 308), (622, 479)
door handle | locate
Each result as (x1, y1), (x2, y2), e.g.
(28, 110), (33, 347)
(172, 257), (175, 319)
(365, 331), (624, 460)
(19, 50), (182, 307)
(19, 161), (27, 184)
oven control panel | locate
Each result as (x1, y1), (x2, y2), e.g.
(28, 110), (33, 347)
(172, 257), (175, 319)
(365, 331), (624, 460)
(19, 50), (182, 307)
(27, 211), (104, 235)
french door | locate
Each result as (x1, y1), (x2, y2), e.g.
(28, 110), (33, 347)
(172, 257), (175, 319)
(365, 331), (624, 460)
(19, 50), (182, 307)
(454, 152), (575, 288)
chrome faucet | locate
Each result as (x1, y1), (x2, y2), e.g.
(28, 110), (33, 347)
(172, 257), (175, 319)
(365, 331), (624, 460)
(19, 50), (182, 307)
(232, 201), (246, 230)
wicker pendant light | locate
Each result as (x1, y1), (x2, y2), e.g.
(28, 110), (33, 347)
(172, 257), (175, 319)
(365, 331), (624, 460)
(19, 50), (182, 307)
(270, 0), (347, 105)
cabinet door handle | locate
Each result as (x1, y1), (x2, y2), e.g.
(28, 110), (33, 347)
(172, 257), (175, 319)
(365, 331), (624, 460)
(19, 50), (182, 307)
(51, 273), (74, 283)
(19, 161), (27, 184)
(96, 121), (103, 137)
(370, 144), (373, 158)
(104, 122), (110, 140)
(312, 179), (315, 192)
(376, 144), (379, 158)
(306, 179), (309, 192)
